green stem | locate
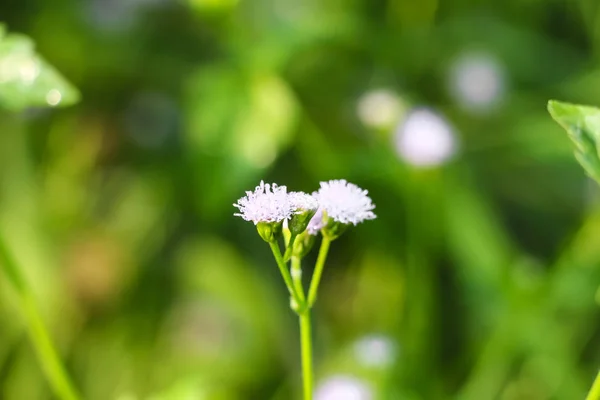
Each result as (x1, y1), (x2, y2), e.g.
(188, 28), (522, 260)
(291, 256), (305, 303)
(283, 233), (298, 262)
(586, 370), (600, 400)
(269, 241), (304, 309)
(299, 310), (313, 400)
(0, 235), (80, 400)
(307, 236), (331, 307)
(292, 256), (312, 399)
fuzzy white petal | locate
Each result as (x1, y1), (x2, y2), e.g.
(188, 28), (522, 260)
(314, 180), (376, 225)
(288, 191), (319, 214)
(233, 181), (291, 224)
(307, 208), (325, 235)
(315, 375), (373, 400)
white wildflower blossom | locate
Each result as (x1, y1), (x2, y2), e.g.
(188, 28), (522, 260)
(315, 375), (373, 400)
(357, 89), (404, 130)
(233, 181), (291, 224)
(288, 191), (318, 214)
(307, 208), (325, 235)
(353, 334), (398, 368)
(314, 180), (376, 225)
(448, 51), (506, 113)
(394, 107), (457, 167)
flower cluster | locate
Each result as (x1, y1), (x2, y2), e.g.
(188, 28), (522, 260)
(234, 179), (376, 240)
(233, 179), (376, 399)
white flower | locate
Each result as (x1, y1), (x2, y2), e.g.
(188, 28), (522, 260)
(353, 334), (398, 368)
(448, 51), (505, 113)
(233, 181), (291, 224)
(357, 89), (405, 130)
(315, 375), (373, 400)
(307, 208), (325, 235)
(288, 191), (318, 214)
(314, 180), (376, 225)
(394, 107), (457, 167)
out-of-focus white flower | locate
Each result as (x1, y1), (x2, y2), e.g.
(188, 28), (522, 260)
(353, 334), (398, 368)
(288, 191), (318, 214)
(314, 180), (376, 225)
(307, 208), (325, 235)
(233, 181), (291, 224)
(448, 52), (506, 113)
(357, 89), (405, 130)
(315, 375), (373, 400)
(394, 108), (457, 168)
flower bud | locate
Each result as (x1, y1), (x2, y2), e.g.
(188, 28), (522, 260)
(256, 221), (283, 243)
(287, 191), (319, 235)
(321, 217), (350, 240)
(289, 209), (317, 236)
(292, 231), (317, 258)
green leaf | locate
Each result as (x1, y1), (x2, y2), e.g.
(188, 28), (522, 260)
(547, 100), (600, 183)
(0, 24), (80, 111)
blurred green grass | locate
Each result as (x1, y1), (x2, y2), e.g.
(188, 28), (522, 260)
(1, 0), (600, 399)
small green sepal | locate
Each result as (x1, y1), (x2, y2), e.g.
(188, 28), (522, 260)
(289, 209), (317, 236)
(256, 221), (283, 243)
(291, 231), (317, 259)
(321, 212), (349, 240)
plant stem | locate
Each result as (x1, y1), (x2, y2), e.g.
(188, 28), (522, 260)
(283, 233), (298, 262)
(586, 370), (600, 400)
(269, 241), (304, 309)
(292, 255), (312, 399)
(291, 256), (305, 303)
(299, 310), (313, 400)
(307, 236), (331, 307)
(0, 235), (80, 400)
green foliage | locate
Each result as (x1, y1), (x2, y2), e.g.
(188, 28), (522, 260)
(548, 100), (600, 184)
(0, 24), (79, 111)
(1, 1), (600, 399)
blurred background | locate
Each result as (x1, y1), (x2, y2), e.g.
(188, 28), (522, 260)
(1, 0), (600, 399)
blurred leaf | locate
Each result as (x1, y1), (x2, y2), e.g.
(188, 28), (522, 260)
(169, 237), (288, 386)
(445, 173), (514, 292)
(186, 66), (297, 164)
(547, 100), (600, 184)
(148, 376), (236, 400)
(185, 65), (299, 218)
(0, 24), (80, 110)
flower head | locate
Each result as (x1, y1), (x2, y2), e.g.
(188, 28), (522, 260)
(357, 89), (405, 130)
(448, 51), (505, 114)
(315, 375), (373, 400)
(233, 181), (291, 225)
(353, 334), (398, 368)
(394, 108), (457, 168)
(288, 191), (318, 214)
(314, 180), (376, 225)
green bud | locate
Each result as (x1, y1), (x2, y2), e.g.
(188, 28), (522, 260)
(321, 218), (349, 240)
(256, 221), (283, 243)
(292, 231), (317, 259)
(289, 209), (317, 236)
